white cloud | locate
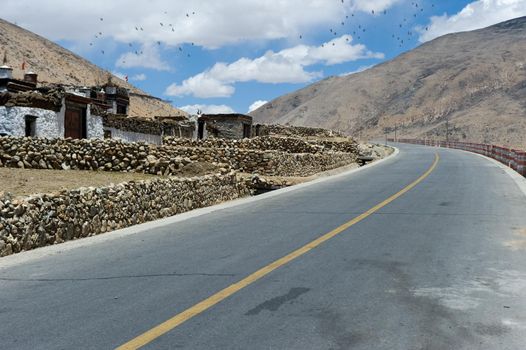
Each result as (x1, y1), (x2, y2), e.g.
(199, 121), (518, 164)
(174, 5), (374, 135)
(248, 100), (268, 113)
(418, 0), (526, 42)
(166, 75), (235, 98)
(179, 104), (235, 114)
(115, 43), (170, 71)
(131, 73), (147, 81)
(165, 35), (383, 98)
(1, 0), (400, 49)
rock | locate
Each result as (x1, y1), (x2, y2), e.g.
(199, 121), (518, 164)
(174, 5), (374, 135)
(146, 155), (158, 165)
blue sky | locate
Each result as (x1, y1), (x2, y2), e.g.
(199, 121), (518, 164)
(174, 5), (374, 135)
(3, 0), (526, 115)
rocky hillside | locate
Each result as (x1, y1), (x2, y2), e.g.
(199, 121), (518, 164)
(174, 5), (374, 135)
(251, 17), (526, 149)
(0, 18), (187, 119)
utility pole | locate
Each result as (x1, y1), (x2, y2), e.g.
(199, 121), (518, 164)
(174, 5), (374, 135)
(394, 123), (398, 143)
(446, 119), (449, 146)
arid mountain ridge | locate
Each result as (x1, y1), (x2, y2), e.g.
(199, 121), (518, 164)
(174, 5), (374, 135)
(251, 17), (526, 149)
(0, 18), (187, 119)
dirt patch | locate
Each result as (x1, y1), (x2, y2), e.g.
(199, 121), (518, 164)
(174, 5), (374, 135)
(0, 168), (158, 198)
(0, 162), (223, 198)
(172, 162), (220, 177)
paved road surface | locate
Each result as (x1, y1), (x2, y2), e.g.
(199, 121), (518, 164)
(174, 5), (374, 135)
(1, 144), (525, 349)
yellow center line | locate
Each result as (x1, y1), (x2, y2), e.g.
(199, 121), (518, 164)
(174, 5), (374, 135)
(116, 153), (440, 350)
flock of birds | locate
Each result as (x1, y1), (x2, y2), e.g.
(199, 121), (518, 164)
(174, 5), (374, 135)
(312, 1), (436, 48)
(90, 10), (198, 63)
(88, 1), (437, 62)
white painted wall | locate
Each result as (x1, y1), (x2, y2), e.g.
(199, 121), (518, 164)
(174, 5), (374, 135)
(104, 127), (162, 145)
(87, 104), (104, 139)
(0, 106), (61, 137)
(0, 102), (103, 139)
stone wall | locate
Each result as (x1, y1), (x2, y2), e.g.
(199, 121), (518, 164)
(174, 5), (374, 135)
(86, 112), (104, 139)
(0, 135), (358, 177)
(204, 119), (248, 139)
(164, 136), (358, 154)
(255, 124), (345, 138)
(0, 90), (62, 111)
(0, 104), (103, 140)
(103, 114), (163, 135)
(102, 114), (195, 144)
(105, 127), (162, 145)
(0, 136), (206, 175)
(0, 106), (60, 137)
(0, 173), (250, 256)
(164, 146), (357, 176)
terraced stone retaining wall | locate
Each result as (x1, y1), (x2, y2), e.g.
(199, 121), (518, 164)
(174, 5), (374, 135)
(0, 136), (205, 175)
(0, 136), (358, 176)
(254, 124), (345, 138)
(0, 173), (249, 256)
(164, 136), (358, 154)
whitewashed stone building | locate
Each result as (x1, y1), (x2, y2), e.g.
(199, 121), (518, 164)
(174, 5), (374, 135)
(0, 66), (195, 144)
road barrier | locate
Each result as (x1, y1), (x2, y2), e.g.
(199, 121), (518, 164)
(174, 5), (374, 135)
(389, 139), (526, 177)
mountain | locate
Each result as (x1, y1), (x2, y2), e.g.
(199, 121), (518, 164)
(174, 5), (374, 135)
(251, 17), (526, 149)
(0, 18), (187, 119)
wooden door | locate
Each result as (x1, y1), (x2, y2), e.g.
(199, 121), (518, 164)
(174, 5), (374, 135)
(65, 109), (82, 139)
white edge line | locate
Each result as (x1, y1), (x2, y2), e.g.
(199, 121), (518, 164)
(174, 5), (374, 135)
(0, 146), (399, 269)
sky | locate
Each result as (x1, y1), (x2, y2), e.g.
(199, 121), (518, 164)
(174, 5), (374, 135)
(2, 0), (526, 115)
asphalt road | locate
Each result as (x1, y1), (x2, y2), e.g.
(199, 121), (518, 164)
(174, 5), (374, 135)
(1, 144), (526, 350)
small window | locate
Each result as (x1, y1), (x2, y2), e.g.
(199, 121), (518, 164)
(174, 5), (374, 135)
(116, 104), (127, 115)
(25, 115), (37, 137)
(104, 130), (112, 139)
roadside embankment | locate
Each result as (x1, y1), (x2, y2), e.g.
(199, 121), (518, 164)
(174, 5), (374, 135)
(0, 172), (249, 256)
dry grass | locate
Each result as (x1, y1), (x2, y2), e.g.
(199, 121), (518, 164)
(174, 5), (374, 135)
(0, 161), (221, 198)
(0, 168), (158, 198)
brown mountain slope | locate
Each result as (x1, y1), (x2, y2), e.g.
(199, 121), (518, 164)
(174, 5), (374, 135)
(251, 17), (526, 149)
(0, 18), (187, 119)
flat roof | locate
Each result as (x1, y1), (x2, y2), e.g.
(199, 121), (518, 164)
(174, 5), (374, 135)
(199, 113), (252, 123)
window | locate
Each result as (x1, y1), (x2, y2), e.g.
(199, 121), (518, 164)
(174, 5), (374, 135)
(116, 104), (127, 115)
(25, 115), (37, 137)
(104, 129), (112, 139)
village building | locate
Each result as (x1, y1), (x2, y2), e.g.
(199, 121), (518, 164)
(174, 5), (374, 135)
(0, 65), (195, 144)
(197, 113), (253, 140)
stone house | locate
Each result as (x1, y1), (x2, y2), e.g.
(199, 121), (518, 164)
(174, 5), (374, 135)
(197, 113), (253, 140)
(0, 65), (106, 139)
(0, 66), (195, 144)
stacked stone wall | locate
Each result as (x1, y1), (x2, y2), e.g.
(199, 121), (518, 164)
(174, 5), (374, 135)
(164, 136), (358, 154)
(0, 136), (357, 177)
(0, 173), (249, 256)
(255, 124), (345, 138)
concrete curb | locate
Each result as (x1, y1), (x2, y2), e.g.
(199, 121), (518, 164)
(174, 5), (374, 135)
(0, 146), (399, 269)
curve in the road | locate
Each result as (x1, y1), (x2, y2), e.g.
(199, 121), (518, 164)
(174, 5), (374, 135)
(116, 153), (440, 350)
